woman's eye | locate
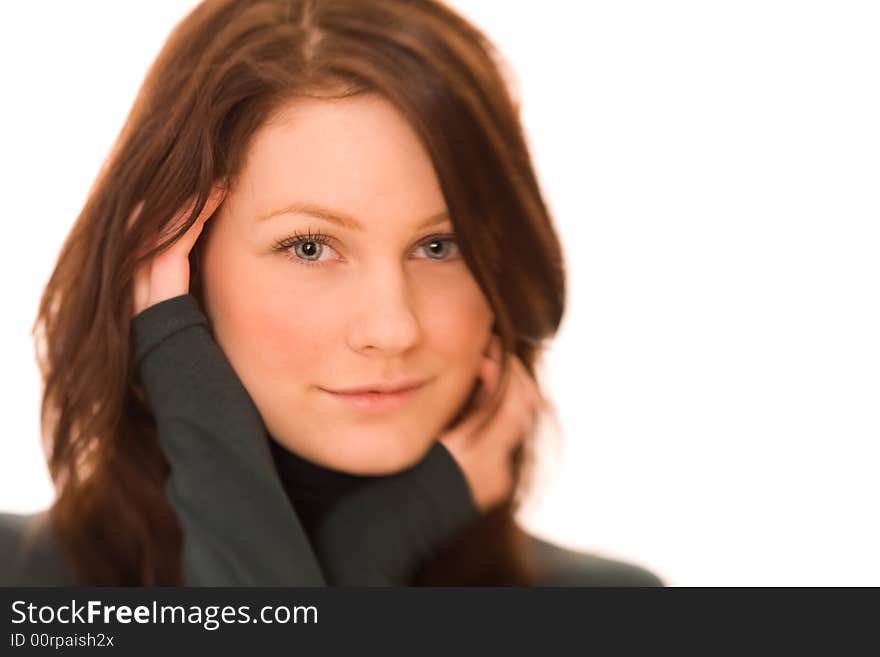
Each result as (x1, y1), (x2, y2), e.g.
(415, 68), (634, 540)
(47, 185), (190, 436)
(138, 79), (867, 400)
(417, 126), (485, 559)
(414, 236), (461, 260)
(292, 238), (335, 264)
(272, 230), (338, 268)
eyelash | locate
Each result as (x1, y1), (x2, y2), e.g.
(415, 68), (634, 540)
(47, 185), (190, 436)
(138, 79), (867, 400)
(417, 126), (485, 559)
(271, 229), (461, 268)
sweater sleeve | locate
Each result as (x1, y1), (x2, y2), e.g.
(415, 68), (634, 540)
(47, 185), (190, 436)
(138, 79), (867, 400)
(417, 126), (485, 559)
(131, 293), (479, 587)
(131, 294), (326, 586)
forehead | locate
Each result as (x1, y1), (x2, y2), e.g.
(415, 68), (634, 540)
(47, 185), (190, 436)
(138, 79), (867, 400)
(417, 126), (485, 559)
(236, 94), (447, 229)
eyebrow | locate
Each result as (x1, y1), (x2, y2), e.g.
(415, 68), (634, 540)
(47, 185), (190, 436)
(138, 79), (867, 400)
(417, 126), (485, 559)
(256, 202), (451, 232)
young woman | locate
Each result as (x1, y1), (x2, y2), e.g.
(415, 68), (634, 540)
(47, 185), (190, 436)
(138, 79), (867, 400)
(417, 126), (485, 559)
(1, 0), (662, 586)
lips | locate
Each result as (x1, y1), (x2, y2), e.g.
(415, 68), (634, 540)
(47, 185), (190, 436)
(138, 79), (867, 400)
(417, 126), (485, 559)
(324, 379), (427, 395)
(320, 380), (428, 412)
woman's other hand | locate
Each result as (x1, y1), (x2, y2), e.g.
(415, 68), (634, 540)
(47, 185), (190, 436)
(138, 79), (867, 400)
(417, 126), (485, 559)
(129, 187), (226, 318)
(439, 335), (545, 513)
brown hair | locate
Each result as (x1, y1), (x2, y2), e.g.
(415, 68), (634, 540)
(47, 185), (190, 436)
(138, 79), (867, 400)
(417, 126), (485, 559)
(34, 0), (566, 585)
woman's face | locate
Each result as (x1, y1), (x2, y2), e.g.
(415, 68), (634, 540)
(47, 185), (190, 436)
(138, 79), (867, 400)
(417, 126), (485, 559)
(199, 94), (494, 475)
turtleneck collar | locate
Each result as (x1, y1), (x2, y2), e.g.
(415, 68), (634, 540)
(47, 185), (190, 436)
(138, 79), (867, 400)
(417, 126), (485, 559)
(267, 437), (370, 541)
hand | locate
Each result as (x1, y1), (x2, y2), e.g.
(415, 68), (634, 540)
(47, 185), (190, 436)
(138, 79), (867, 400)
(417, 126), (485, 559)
(129, 186), (226, 318)
(439, 334), (545, 513)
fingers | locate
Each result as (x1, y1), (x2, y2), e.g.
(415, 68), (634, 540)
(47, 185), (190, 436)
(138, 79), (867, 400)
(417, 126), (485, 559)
(161, 185), (226, 255)
(126, 200), (145, 231)
(133, 258), (152, 316)
(438, 338), (544, 513)
(127, 184), (226, 318)
(449, 340), (542, 451)
(128, 185), (226, 253)
(129, 202), (151, 316)
(178, 186), (226, 251)
(475, 334), (502, 407)
(493, 356), (540, 451)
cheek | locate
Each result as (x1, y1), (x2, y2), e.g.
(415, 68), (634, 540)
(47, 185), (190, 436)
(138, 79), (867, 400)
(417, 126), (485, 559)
(416, 276), (493, 431)
(418, 271), (493, 362)
(203, 251), (334, 385)
(228, 286), (334, 382)
(422, 274), (493, 338)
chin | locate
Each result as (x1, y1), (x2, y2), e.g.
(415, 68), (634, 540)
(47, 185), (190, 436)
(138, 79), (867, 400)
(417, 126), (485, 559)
(342, 426), (436, 476)
(272, 423), (434, 476)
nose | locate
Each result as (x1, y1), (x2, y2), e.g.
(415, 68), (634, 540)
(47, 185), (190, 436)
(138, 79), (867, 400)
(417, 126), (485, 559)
(347, 264), (422, 356)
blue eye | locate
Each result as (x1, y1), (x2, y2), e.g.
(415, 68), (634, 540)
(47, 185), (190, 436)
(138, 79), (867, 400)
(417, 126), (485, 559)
(272, 229), (336, 268)
(291, 234), (332, 262)
(415, 236), (461, 260)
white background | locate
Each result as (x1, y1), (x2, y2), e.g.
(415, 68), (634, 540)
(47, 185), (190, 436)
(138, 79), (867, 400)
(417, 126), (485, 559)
(1, 1), (877, 586)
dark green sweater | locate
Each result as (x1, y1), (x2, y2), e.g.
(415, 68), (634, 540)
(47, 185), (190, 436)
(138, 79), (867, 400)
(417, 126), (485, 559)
(0, 295), (663, 587)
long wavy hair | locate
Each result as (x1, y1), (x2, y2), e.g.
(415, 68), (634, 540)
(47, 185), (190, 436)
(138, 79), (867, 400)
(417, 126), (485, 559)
(33, 0), (566, 585)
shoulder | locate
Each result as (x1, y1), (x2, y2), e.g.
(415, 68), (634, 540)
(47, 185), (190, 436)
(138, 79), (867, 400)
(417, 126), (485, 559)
(0, 510), (77, 586)
(523, 533), (665, 587)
